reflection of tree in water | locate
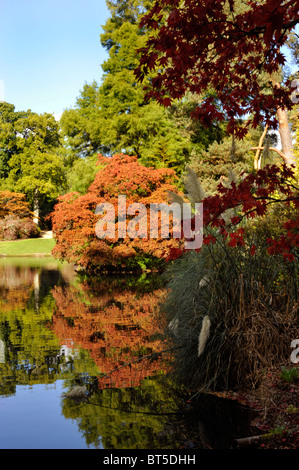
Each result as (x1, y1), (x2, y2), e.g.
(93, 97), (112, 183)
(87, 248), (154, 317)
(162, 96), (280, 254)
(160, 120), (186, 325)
(61, 375), (196, 449)
(60, 376), (258, 449)
(0, 262), (77, 395)
(60, 372), (258, 449)
(0, 262), (75, 312)
(0, 295), (65, 395)
(0, 265), (258, 449)
(0, 265), (35, 312)
(0, 264), (36, 289)
(50, 276), (171, 389)
(52, 275), (197, 449)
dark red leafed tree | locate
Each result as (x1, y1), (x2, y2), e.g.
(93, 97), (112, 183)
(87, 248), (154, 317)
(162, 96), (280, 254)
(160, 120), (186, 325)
(135, 0), (299, 263)
(166, 163), (299, 263)
(135, 0), (299, 139)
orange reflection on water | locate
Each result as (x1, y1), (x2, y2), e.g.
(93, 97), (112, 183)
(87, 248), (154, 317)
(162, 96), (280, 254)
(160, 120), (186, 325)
(0, 265), (35, 312)
(50, 279), (170, 389)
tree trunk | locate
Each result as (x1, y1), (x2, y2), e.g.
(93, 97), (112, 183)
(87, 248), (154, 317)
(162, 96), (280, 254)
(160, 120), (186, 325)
(277, 106), (296, 166)
(232, 435), (263, 448)
(269, 79), (296, 167)
(254, 124), (268, 170)
(33, 188), (40, 226)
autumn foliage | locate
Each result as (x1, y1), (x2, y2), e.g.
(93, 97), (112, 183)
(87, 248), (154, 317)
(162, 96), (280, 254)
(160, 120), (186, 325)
(135, 0), (299, 137)
(0, 190), (39, 240)
(51, 152), (298, 271)
(51, 154), (183, 272)
(167, 163), (299, 262)
(204, 163), (299, 258)
(0, 190), (33, 219)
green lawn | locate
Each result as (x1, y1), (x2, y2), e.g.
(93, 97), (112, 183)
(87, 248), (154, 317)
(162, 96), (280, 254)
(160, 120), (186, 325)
(0, 238), (56, 256)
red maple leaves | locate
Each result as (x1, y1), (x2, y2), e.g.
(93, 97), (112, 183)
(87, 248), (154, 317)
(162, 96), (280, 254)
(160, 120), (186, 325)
(166, 163), (299, 262)
(135, 0), (299, 136)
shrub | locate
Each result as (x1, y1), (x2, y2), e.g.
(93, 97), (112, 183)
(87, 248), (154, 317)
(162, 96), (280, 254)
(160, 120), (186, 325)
(280, 367), (299, 383)
(0, 191), (33, 219)
(0, 215), (39, 240)
(51, 154), (184, 273)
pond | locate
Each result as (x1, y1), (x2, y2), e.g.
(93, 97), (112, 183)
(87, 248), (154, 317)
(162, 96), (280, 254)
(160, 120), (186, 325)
(0, 257), (257, 450)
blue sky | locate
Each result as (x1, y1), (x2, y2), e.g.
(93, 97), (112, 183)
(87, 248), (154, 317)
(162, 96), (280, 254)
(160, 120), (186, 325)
(0, 2), (297, 121)
(0, 0), (110, 119)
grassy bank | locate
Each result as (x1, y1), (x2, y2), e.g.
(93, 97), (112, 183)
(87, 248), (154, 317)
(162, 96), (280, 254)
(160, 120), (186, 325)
(0, 238), (56, 256)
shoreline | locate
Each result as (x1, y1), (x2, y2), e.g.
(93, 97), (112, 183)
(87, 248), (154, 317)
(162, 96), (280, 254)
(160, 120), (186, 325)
(0, 253), (53, 257)
(0, 237), (55, 257)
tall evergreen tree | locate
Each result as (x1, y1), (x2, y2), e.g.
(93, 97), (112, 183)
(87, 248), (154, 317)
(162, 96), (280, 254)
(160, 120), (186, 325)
(60, 81), (104, 162)
(61, 0), (222, 176)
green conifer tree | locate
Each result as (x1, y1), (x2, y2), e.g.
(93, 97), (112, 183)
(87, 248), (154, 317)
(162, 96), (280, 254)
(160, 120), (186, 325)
(60, 0), (210, 175)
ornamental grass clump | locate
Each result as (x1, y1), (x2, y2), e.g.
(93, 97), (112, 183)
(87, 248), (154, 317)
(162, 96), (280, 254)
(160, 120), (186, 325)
(161, 228), (298, 391)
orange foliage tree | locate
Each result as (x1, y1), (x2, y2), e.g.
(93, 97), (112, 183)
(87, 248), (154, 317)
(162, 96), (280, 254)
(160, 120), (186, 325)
(0, 190), (33, 219)
(51, 154), (184, 272)
(0, 190), (39, 240)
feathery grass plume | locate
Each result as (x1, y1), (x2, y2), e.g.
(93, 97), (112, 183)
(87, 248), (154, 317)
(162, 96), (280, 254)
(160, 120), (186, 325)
(221, 168), (240, 225)
(198, 315), (211, 357)
(226, 168), (238, 186)
(166, 190), (185, 209)
(184, 166), (207, 203)
(62, 385), (87, 399)
(168, 315), (179, 336)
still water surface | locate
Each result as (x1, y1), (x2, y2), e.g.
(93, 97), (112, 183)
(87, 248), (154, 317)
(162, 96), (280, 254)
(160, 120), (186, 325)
(0, 257), (256, 449)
